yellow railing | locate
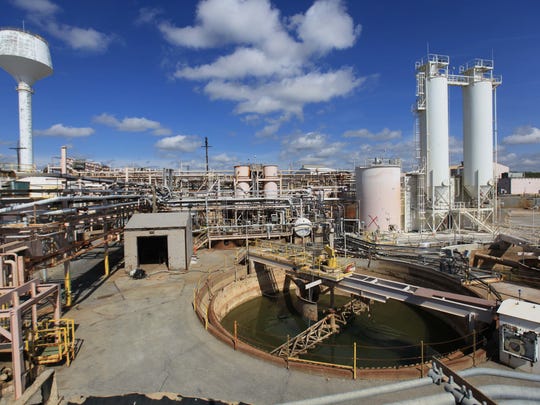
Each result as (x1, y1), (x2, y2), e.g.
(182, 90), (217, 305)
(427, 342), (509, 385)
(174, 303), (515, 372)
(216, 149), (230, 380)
(26, 318), (75, 367)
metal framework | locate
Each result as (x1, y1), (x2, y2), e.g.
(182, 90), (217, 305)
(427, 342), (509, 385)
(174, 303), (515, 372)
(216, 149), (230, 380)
(0, 279), (61, 399)
(413, 54), (502, 234)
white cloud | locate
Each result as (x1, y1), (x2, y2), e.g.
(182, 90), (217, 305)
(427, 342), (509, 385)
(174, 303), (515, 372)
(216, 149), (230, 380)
(291, 0), (360, 54)
(35, 123), (94, 137)
(157, 0), (362, 125)
(11, 0), (58, 16)
(45, 22), (113, 52)
(155, 135), (201, 152)
(159, 0), (286, 49)
(136, 7), (162, 25)
(503, 126), (540, 144)
(498, 151), (540, 171)
(152, 127), (173, 136)
(175, 47), (300, 80)
(343, 128), (401, 140)
(93, 113), (170, 134)
(205, 68), (362, 116)
(12, 0), (114, 52)
(280, 132), (347, 167)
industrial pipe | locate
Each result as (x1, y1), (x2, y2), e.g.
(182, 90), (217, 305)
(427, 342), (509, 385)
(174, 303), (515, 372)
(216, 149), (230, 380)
(277, 368), (540, 405)
(0, 194), (143, 214)
(387, 385), (540, 405)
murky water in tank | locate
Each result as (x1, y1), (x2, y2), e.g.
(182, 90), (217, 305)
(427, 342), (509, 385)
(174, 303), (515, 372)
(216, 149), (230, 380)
(221, 293), (466, 367)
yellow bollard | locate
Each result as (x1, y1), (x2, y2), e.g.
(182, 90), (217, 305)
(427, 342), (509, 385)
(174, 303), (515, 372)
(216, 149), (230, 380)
(104, 243), (110, 277)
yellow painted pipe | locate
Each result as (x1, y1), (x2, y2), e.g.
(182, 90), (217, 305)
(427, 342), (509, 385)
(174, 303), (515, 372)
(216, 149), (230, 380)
(64, 266), (72, 307)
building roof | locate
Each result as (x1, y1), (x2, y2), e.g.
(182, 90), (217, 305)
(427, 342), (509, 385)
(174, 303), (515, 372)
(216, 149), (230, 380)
(125, 212), (190, 230)
(497, 299), (540, 324)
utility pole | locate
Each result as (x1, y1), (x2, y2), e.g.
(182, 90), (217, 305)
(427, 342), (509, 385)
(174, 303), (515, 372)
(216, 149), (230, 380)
(201, 137), (212, 173)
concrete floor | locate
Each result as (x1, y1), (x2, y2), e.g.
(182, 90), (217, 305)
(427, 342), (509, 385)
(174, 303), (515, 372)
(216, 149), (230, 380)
(10, 246), (540, 404)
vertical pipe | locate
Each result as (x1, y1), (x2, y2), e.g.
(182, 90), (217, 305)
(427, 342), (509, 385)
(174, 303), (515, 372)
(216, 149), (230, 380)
(17, 82), (33, 170)
(421, 340), (425, 377)
(473, 329), (477, 367)
(31, 281), (38, 328)
(60, 146), (67, 175)
(64, 261), (72, 307)
(17, 255), (25, 286)
(11, 291), (24, 399)
(353, 342), (357, 380)
(234, 320), (238, 350)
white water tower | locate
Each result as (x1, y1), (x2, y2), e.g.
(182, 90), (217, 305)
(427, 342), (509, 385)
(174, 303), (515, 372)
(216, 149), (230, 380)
(0, 29), (53, 170)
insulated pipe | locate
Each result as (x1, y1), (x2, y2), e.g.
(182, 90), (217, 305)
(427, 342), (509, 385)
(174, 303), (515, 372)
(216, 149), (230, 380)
(387, 385), (540, 405)
(278, 368), (540, 405)
(0, 194), (142, 214)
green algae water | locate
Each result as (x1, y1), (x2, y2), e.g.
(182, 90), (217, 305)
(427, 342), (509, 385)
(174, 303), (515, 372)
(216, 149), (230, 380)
(221, 293), (466, 367)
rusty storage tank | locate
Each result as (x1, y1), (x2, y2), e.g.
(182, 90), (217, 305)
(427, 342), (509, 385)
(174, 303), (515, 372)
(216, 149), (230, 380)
(356, 159), (401, 232)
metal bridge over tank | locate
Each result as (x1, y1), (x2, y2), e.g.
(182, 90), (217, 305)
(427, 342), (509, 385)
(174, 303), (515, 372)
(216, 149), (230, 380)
(246, 243), (496, 324)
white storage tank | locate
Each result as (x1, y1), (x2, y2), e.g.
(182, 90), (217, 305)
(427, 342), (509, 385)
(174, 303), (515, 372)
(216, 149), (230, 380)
(234, 165), (251, 197)
(463, 80), (493, 200)
(263, 164), (278, 178)
(425, 74), (450, 207)
(356, 161), (401, 232)
(263, 164), (279, 198)
(234, 165), (250, 179)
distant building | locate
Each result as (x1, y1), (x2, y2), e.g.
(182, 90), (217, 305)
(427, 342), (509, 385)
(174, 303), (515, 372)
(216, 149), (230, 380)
(498, 173), (540, 195)
(296, 165), (336, 174)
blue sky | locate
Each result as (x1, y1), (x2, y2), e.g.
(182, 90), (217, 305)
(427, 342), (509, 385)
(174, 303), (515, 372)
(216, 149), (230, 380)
(0, 0), (539, 172)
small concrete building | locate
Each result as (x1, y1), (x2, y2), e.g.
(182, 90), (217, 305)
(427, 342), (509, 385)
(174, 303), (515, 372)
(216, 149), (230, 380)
(124, 212), (192, 272)
(497, 299), (540, 373)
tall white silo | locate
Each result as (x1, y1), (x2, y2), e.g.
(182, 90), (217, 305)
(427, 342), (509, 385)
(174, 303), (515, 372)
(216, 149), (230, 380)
(416, 55), (450, 209)
(462, 60), (499, 201)
(0, 29), (53, 170)
(426, 71), (450, 207)
(356, 160), (401, 233)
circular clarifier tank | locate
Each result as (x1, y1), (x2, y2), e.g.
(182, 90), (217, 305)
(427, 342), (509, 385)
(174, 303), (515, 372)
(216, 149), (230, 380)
(221, 293), (467, 368)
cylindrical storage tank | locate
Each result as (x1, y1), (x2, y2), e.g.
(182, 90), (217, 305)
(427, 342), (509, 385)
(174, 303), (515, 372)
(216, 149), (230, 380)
(234, 165), (250, 179)
(425, 75), (450, 207)
(263, 164), (278, 178)
(462, 80), (493, 200)
(235, 181), (250, 197)
(356, 164), (401, 232)
(263, 181), (278, 198)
